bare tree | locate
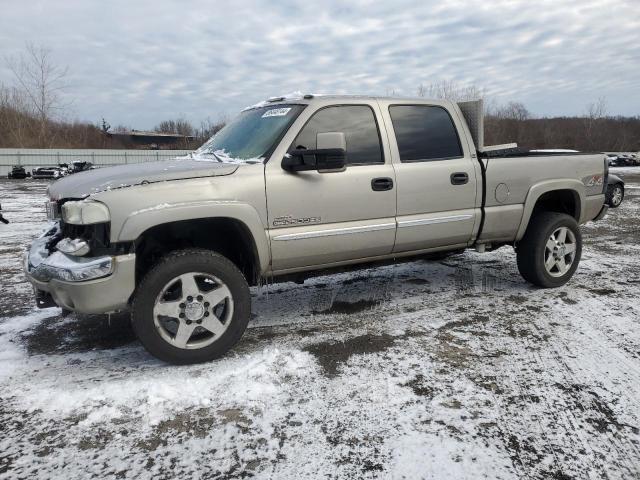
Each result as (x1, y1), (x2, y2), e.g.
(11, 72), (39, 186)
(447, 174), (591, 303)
(584, 96), (608, 150)
(196, 116), (226, 141)
(485, 101), (531, 146)
(417, 80), (486, 102)
(5, 43), (69, 146)
(492, 101), (531, 121)
(154, 118), (195, 137)
(587, 96), (608, 120)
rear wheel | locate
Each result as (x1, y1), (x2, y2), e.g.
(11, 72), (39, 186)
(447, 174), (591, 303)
(132, 249), (251, 364)
(516, 212), (582, 288)
(606, 183), (624, 208)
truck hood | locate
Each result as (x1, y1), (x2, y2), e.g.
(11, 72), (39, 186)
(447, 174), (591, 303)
(47, 158), (239, 199)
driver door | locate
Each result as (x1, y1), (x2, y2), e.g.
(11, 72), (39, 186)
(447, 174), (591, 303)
(265, 102), (397, 272)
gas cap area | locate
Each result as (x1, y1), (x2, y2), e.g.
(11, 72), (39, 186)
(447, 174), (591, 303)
(495, 183), (510, 203)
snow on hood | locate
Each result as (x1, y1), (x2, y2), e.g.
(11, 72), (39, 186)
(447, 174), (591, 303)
(47, 158), (239, 200)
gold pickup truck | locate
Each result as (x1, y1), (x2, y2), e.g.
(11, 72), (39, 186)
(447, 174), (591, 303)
(25, 94), (609, 364)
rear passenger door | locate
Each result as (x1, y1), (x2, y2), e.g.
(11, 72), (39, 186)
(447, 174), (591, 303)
(379, 101), (481, 253)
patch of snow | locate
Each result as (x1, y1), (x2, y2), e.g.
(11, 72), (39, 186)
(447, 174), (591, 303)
(190, 149), (263, 165)
(1, 178), (640, 478)
(243, 91), (306, 111)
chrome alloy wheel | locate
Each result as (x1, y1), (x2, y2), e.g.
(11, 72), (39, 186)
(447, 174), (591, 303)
(611, 186), (623, 206)
(544, 227), (577, 277)
(153, 272), (234, 349)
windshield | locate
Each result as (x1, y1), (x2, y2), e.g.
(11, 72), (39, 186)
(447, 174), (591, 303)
(194, 104), (305, 163)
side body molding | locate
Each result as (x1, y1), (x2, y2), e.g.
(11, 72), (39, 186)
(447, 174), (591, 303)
(515, 179), (585, 241)
(117, 200), (271, 274)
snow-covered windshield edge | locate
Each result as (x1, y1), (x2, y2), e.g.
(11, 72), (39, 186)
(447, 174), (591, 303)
(184, 103), (306, 165)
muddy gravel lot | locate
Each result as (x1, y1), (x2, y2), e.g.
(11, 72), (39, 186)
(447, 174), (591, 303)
(1, 170), (639, 479)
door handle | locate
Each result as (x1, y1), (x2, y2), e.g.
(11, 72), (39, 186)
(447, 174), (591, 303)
(371, 177), (394, 191)
(450, 172), (469, 185)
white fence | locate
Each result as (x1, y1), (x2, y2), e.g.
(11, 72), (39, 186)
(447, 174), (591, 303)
(0, 149), (192, 176)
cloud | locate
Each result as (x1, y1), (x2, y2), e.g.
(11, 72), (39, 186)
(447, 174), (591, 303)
(0, 0), (638, 128)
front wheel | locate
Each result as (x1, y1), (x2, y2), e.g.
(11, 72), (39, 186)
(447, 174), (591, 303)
(516, 212), (582, 288)
(132, 249), (251, 364)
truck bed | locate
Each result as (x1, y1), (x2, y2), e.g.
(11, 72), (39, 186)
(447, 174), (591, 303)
(476, 150), (607, 244)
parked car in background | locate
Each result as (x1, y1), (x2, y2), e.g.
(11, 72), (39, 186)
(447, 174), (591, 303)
(32, 167), (64, 180)
(610, 154), (640, 167)
(59, 161), (95, 175)
(605, 174), (625, 208)
(7, 166), (30, 179)
(69, 160), (94, 174)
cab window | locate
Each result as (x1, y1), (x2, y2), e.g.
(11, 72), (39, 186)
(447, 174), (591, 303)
(389, 105), (463, 162)
(291, 105), (383, 165)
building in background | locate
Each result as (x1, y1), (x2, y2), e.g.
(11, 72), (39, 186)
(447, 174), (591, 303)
(106, 130), (195, 150)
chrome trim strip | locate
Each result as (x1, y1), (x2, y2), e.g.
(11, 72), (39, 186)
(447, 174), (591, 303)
(272, 222), (396, 241)
(397, 214), (473, 228)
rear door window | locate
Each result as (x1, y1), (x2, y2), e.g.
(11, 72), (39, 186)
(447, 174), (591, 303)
(389, 105), (463, 162)
(291, 105), (383, 165)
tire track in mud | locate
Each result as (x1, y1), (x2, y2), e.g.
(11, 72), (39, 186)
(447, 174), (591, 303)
(471, 300), (571, 478)
(553, 253), (640, 461)
(515, 253), (640, 477)
(438, 261), (568, 478)
(447, 270), (636, 479)
(525, 301), (640, 479)
(523, 332), (612, 479)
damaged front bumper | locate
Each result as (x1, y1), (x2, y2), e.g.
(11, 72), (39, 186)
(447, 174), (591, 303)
(24, 223), (136, 314)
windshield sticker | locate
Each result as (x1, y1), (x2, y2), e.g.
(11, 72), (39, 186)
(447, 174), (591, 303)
(262, 108), (291, 118)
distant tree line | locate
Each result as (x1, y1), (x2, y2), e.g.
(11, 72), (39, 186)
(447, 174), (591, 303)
(419, 81), (640, 151)
(0, 46), (638, 152)
(0, 44), (225, 150)
(484, 98), (639, 151)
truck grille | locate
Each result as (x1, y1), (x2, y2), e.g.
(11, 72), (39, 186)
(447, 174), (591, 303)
(45, 201), (60, 220)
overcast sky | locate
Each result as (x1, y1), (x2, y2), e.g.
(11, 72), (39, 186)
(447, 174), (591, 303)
(1, 0), (638, 129)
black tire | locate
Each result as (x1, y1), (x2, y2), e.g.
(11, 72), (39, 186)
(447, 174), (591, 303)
(605, 183), (624, 208)
(516, 212), (582, 288)
(132, 248), (251, 364)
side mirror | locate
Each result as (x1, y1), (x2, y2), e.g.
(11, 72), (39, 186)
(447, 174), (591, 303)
(282, 132), (347, 172)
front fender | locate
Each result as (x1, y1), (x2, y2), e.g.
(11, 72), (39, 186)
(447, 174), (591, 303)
(117, 200), (271, 274)
(515, 179), (585, 241)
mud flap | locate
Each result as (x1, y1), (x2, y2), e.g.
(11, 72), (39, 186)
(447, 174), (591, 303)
(593, 204), (609, 222)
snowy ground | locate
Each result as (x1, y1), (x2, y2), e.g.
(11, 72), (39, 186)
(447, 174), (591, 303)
(1, 170), (639, 479)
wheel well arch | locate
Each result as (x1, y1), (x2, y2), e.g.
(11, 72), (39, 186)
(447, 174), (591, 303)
(516, 185), (584, 241)
(134, 217), (261, 286)
(531, 189), (581, 221)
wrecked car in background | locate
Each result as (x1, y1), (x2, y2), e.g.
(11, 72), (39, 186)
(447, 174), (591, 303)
(7, 165), (30, 179)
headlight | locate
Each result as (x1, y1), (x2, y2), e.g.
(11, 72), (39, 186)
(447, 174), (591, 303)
(62, 200), (110, 225)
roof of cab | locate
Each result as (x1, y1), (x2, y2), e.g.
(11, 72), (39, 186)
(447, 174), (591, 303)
(243, 92), (448, 110)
